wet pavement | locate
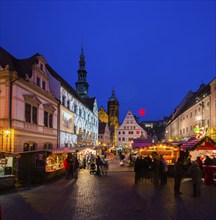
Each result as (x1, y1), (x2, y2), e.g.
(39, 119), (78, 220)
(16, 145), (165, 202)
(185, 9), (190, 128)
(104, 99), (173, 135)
(1, 158), (216, 220)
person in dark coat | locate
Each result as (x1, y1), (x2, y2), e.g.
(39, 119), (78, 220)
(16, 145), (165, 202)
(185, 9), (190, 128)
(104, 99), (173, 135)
(134, 156), (142, 184)
(174, 158), (184, 195)
(188, 161), (202, 197)
(151, 156), (160, 187)
(73, 156), (80, 179)
(96, 155), (103, 176)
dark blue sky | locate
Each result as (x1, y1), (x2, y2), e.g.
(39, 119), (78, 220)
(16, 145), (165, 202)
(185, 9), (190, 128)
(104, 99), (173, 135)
(1, 1), (215, 123)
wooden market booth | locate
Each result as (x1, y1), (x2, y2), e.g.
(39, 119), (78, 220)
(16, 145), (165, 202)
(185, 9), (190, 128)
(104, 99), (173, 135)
(180, 136), (216, 185)
(180, 136), (216, 161)
(136, 144), (179, 165)
(132, 136), (180, 165)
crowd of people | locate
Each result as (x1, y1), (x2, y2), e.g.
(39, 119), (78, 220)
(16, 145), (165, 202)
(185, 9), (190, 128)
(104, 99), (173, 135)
(134, 154), (168, 186)
(63, 153), (109, 179)
(133, 153), (216, 198)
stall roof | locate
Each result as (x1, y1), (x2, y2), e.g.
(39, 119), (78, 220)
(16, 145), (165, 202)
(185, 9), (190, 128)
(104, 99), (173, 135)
(180, 137), (200, 150)
(180, 136), (216, 150)
(132, 139), (153, 148)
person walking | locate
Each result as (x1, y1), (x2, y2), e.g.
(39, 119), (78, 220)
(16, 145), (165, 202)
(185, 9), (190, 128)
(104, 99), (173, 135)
(73, 156), (80, 179)
(174, 158), (184, 195)
(63, 156), (70, 180)
(160, 155), (168, 185)
(96, 155), (103, 176)
(151, 156), (160, 187)
(134, 156), (142, 184)
(188, 161), (202, 197)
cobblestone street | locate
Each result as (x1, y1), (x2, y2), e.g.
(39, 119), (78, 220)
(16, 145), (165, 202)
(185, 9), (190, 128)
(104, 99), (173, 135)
(1, 159), (216, 220)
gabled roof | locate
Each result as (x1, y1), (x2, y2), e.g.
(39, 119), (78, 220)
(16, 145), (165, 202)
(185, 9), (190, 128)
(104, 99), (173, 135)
(0, 47), (38, 78)
(84, 97), (96, 111)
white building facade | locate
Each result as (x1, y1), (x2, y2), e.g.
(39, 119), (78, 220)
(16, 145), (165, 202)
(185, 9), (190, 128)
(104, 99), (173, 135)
(116, 110), (147, 147)
(166, 78), (216, 142)
(0, 48), (59, 154)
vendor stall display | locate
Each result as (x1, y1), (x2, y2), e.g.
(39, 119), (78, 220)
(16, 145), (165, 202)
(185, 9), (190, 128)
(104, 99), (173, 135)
(133, 144), (179, 164)
(180, 136), (216, 161)
(0, 153), (14, 177)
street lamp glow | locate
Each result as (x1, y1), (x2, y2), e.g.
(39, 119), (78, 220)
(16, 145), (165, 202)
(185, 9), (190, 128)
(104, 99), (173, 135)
(196, 116), (202, 121)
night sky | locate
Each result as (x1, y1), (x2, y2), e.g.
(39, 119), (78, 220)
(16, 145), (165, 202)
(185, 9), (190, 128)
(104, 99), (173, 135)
(0, 1), (215, 123)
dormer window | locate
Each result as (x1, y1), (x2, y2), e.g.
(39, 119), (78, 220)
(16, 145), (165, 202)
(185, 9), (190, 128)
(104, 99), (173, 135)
(37, 77), (41, 87)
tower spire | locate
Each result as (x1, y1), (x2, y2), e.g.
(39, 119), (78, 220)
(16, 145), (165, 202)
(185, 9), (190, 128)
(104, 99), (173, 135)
(75, 47), (89, 98)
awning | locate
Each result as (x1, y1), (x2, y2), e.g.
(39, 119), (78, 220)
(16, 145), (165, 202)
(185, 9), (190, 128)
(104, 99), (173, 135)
(180, 136), (216, 150)
(132, 140), (153, 148)
(180, 137), (200, 150)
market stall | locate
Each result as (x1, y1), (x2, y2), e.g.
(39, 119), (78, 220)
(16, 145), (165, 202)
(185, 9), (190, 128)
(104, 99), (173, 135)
(0, 152), (15, 189)
(134, 144), (179, 164)
(180, 136), (216, 161)
(180, 136), (216, 185)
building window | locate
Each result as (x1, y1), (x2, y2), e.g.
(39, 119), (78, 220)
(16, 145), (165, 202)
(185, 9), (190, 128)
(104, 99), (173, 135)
(123, 131), (125, 134)
(119, 138), (121, 141)
(44, 111), (53, 128)
(43, 143), (53, 149)
(119, 132), (121, 135)
(74, 105), (77, 114)
(49, 114), (53, 128)
(79, 109), (82, 117)
(32, 106), (38, 124)
(122, 137), (125, 141)
(42, 81), (46, 90)
(190, 112), (192, 118)
(25, 103), (31, 123)
(74, 126), (77, 134)
(44, 111), (48, 127)
(25, 103), (37, 124)
(40, 64), (43, 71)
(67, 100), (70, 109)
(23, 142), (37, 151)
(62, 96), (66, 106)
(36, 77), (40, 87)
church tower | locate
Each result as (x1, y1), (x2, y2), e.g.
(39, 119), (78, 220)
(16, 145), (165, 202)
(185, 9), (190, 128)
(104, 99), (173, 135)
(107, 89), (119, 146)
(75, 48), (89, 98)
